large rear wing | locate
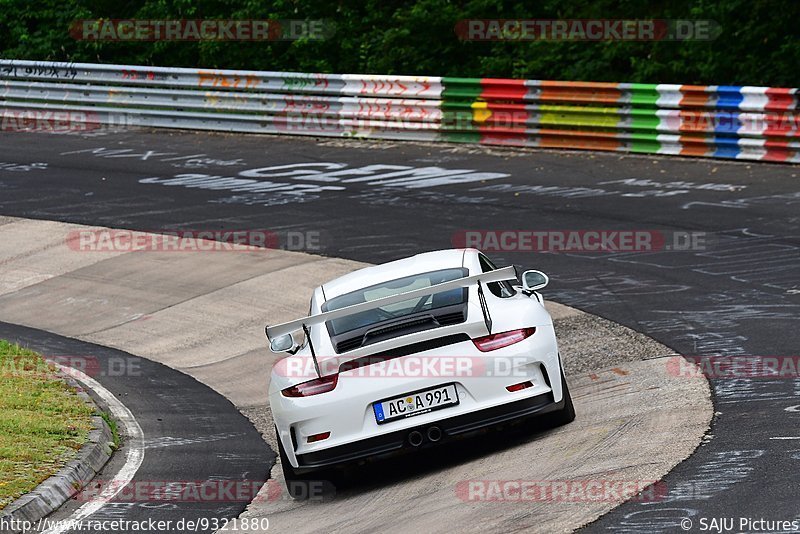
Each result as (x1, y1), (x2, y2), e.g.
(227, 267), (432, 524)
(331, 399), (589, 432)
(265, 265), (517, 341)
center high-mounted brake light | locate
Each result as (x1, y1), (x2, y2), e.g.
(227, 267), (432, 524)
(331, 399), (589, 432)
(281, 374), (339, 397)
(472, 328), (536, 352)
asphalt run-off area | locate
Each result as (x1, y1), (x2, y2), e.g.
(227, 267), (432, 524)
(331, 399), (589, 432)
(0, 127), (797, 532)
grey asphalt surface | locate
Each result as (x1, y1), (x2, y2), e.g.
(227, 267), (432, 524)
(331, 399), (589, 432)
(0, 321), (273, 534)
(0, 216), (709, 532)
(1, 128), (798, 532)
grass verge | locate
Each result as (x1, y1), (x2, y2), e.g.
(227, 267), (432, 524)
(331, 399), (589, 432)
(0, 340), (94, 511)
(100, 411), (120, 450)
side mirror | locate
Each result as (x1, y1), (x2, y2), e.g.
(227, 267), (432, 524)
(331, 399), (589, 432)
(522, 270), (549, 292)
(269, 333), (298, 353)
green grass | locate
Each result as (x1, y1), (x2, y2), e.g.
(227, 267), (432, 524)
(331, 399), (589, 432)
(0, 340), (94, 511)
(100, 411), (120, 450)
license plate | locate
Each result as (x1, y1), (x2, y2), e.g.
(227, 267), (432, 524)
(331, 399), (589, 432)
(373, 384), (459, 425)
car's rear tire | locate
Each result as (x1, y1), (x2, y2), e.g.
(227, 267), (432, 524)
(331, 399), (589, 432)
(549, 367), (576, 426)
(276, 431), (332, 500)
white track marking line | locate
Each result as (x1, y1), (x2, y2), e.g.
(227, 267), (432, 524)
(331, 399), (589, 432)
(769, 437), (800, 440)
(42, 362), (145, 534)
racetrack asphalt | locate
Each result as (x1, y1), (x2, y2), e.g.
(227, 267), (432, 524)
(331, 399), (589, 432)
(0, 216), (710, 533)
(0, 128), (798, 532)
(0, 321), (272, 534)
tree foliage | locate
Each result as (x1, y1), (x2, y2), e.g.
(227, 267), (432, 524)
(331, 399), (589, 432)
(0, 0), (797, 86)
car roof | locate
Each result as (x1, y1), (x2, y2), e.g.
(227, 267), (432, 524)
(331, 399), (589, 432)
(322, 249), (476, 300)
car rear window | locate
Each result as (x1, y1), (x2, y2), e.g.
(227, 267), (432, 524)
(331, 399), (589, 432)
(322, 268), (468, 335)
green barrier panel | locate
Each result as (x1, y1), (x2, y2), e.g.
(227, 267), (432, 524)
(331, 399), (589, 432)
(442, 77), (484, 101)
(627, 83), (661, 107)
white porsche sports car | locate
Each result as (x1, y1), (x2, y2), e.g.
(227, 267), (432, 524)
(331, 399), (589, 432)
(265, 248), (574, 495)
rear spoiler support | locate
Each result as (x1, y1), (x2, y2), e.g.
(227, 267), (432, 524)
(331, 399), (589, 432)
(302, 323), (321, 377)
(477, 281), (492, 335)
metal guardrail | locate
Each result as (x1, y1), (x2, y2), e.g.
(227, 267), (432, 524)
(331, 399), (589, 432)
(1, 59), (798, 162)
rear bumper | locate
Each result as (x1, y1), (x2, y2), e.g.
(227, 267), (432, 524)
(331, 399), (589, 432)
(272, 325), (563, 468)
(296, 390), (561, 470)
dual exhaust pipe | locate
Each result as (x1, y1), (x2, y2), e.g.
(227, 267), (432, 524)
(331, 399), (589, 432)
(408, 426), (442, 447)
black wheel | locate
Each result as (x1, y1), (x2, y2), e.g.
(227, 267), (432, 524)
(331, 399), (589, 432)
(276, 431), (335, 500)
(277, 432), (315, 499)
(549, 367), (576, 426)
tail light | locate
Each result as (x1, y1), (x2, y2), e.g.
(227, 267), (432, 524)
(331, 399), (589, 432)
(281, 374), (339, 397)
(472, 328), (536, 352)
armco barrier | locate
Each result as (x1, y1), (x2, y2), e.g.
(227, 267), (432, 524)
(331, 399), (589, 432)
(1, 59), (798, 162)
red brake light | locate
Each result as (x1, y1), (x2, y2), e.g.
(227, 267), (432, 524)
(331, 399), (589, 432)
(281, 374), (339, 397)
(472, 328), (536, 352)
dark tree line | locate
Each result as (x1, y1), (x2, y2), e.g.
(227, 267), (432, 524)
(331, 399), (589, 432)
(1, 0), (798, 86)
